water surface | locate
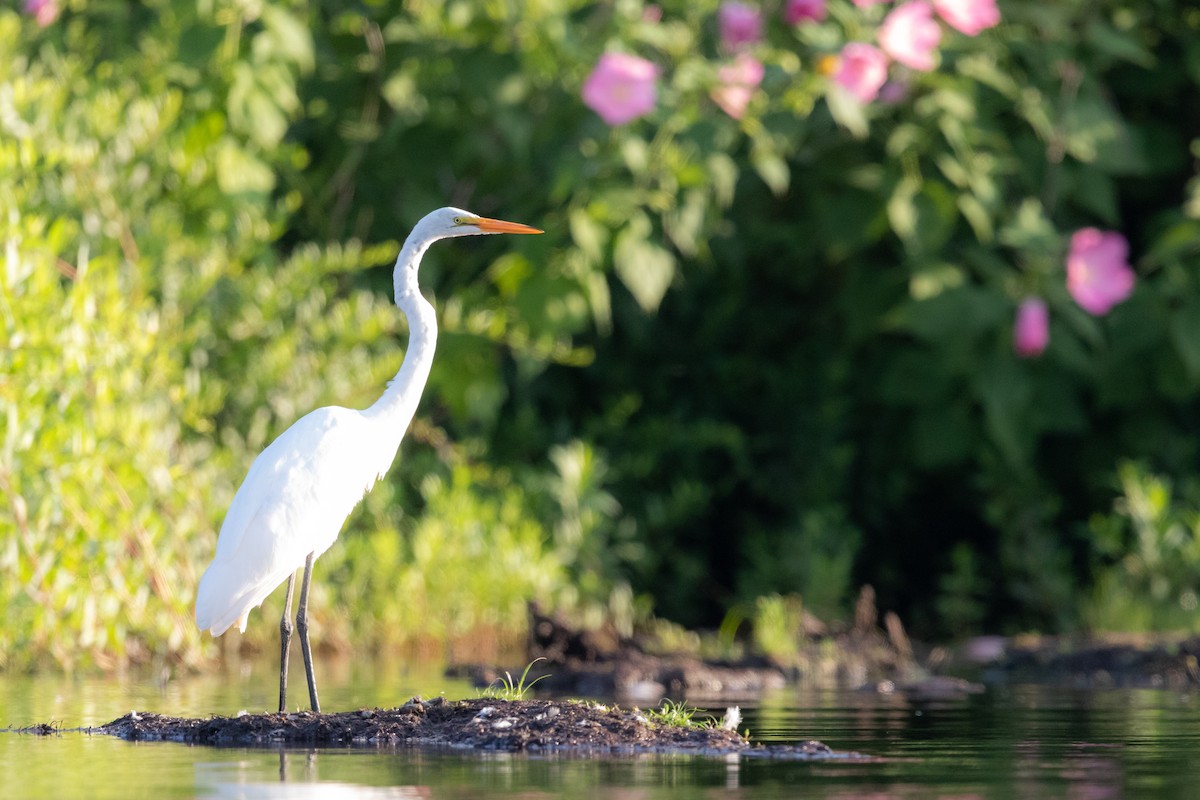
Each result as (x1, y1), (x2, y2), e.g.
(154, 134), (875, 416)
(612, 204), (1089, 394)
(4, 658), (1200, 798)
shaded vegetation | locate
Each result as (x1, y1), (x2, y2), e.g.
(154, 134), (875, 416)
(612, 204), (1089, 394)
(4, 0), (1200, 672)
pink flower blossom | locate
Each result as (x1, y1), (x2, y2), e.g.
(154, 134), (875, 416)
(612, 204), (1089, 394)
(718, 2), (762, 51)
(582, 53), (660, 126)
(934, 0), (1001, 36)
(833, 43), (889, 104)
(24, 0), (58, 26)
(785, 0), (827, 24)
(1013, 298), (1049, 358)
(1066, 229), (1136, 315)
(711, 54), (765, 119)
(879, 1), (942, 72)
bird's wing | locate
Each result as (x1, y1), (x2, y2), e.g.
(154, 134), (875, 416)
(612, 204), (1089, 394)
(195, 406), (398, 635)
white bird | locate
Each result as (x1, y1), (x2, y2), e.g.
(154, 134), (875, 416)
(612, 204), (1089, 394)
(194, 207), (543, 713)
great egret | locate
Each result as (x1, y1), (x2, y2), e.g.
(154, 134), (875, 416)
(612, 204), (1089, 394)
(194, 207), (543, 713)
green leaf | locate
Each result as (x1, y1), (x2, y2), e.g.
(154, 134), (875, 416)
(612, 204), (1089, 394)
(258, 5), (315, 72)
(957, 194), (994, 242)
(1063, 91), (1146, 174)
(707, 153), (739, 208)
(751, 149), (790, 196)
(825, 85), (868, 139)
(569, 207), (607, 265)
(909, 262), (966, 301)
(888, 176), (920, 242)
(227, 63), (290, 147)
(665, 189), (706, 257)
(998, 198), (1058, 253)
(584, 268), (613, 335)
(178, 24), (223, 68)
(1084, 18), (1155, 68)
(216, 141), (275, 195)
(912, 181), (958, 253)
(381, 71), (427, 119)
(1144, 220), (1200, 268)
(614, 215), (676, 313)
(888, 177), (957, 252)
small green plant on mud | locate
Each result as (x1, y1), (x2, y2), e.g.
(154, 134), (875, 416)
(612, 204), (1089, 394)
(645, 699), (704, 728)
(480, 658), (550, 700)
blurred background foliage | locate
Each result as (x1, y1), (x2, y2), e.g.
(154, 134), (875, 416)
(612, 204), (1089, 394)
(4, 0), (1200, 672)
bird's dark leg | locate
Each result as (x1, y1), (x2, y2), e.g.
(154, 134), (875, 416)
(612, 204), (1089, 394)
(296, 551), (321, 713)
(278, 572), (297, 713)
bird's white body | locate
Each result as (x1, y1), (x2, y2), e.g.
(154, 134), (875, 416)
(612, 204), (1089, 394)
(195, 406), (402, 635)
(194, 207), (539, 646)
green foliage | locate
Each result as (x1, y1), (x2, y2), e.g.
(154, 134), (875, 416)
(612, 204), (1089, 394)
(1086, 462), (1200, 632)
(0, 237), (211, 670)
(934, 544), (990, 639)
(480, 658), (550, 701)
(6, 0), (1200, 672)
(738, 508), (861, 622)
(329, 462), (569, 651)
(750, 594), (809, 666)
(0, 1), (307, 669)
(644, 698), (704, 728)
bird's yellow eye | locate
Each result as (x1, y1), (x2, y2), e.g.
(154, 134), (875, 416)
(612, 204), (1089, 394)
(453, 216), (466, 225)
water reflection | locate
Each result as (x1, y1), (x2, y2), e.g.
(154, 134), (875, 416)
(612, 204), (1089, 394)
(5, 662), (1200, 798)
(187, 747), (756, 799)
(194, 750), (755, 799)
(0, 655), (473, 726)
(197, 753), (430, 799)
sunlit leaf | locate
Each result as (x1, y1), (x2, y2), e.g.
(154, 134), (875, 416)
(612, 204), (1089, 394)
(259, 5), (316, 72)
(825, 85), (868, 139)
(216, 141), (275, 195)
(614, 215), (676, 313)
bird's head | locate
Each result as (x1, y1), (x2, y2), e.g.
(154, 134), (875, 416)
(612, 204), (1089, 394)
(419, 206), (543, 240)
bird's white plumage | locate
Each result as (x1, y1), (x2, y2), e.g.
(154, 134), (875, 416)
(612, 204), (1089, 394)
(195, 406), (402, 635)
(193, 206), (542, 648)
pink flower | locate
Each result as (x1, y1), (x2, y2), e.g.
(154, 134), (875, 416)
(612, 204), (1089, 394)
(785, 0), (827, 24)
(1066, 229), (1136, 315)
(833, 43), (889, 104)
(23, 0), (58, 26)
(718, 2), (762, 51)
(1013, 298), (1049, 358)
(878, 1), (942, 72)
(711, 54), (765, 119)
(582, 53), (660, 126)
(934, 0), (1001, 36)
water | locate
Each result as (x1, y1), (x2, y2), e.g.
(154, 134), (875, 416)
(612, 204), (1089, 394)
(4, 658), (1200, 798)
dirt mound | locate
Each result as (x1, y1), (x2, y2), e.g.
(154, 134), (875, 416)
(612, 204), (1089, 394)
(93, 697), (851, 759)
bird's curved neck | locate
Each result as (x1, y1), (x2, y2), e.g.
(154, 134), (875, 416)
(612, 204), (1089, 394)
(365, 236), (439, 424)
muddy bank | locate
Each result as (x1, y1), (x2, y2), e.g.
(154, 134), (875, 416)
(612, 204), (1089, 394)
(502, 597), (1200, 698)
(516, 604), (788, 699)
(970, 634), (1200, 690)
(85, 697), (854, 759)
(454, 592), (960, 702)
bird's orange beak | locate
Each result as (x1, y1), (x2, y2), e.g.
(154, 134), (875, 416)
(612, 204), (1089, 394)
(470, 216), (543, 235)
